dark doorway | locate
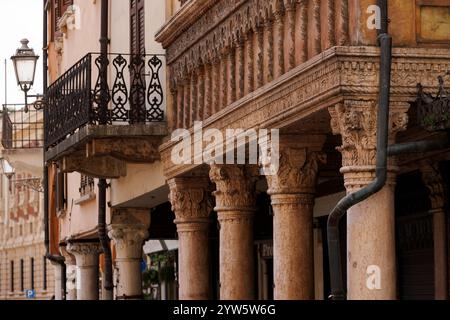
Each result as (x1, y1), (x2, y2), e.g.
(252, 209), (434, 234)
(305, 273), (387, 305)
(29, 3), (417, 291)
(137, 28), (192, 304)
(395, 170), (434, 300)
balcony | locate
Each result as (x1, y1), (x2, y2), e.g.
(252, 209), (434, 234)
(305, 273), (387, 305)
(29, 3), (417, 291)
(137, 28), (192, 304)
(44, 53), (167, 179)
(2, 105), (44, 150)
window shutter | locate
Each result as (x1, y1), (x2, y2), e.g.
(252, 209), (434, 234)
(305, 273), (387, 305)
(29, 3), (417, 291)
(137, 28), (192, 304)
(130, 0), (145, 55)
(51, 0), (74, 40)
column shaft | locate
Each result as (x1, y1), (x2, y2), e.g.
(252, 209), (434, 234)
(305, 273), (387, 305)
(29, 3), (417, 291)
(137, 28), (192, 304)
(108, 208), (150, 300)
(67, 242), (101, 300)
(272, 194), (314, 299)
(168, 177), (213, 300)
(210, 165), (259, 300)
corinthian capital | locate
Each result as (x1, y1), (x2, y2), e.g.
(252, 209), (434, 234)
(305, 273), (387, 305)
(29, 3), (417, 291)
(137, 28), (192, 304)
(67, 242), (102, 267)
(209, 165), (259, 210)
(329, 100), (409, 167)
(263, 135), (326, 195)
(421, 162), (446, 210)
(108, 208), (151, 259)
(168, 176), (213, 222)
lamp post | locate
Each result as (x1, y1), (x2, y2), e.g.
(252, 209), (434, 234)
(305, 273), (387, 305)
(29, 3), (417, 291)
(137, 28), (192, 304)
(10, 39), (41, 112)
(0, 157), (15, 179)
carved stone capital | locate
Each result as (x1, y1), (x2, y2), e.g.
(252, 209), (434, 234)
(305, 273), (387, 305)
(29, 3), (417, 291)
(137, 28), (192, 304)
(60, 245), (76, 265)
(108, 208), (151, 259)
(209, 165), (259, 211)
(421, 162), (446, 210)
(67, 242), (102, 267)
(329, 100), (410, 168)
(264, 135), (326, 195)
(108, 226), (149, 259)
(168, 176), (214, 225)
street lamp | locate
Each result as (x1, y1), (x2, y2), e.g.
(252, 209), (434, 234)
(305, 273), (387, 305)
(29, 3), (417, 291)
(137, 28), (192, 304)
(11, 39), (40, 112)
(0, 158), (15, 179)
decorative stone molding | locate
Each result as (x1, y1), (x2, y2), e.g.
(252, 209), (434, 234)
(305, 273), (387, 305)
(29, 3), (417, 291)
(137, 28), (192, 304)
(209, 165), (259, 211)
(67, 242), (102, 267)
(329, 100), (410, 168)
(168, 177), (213, 224)
(421, 163), (446, 210)
(160, 46), (450, 180)
(108, 226), (149, 258)
(108, 208), (151, 259)
(86, 138), (161, 163)
(60, 245), (76, 265)
(264, 135), (326, 195)
(61, 154), (126, 179)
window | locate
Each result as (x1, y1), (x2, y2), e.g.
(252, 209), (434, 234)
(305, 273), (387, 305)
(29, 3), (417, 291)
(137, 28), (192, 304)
(51, 0), (74, 41)
(79, 175), (95, 196)
(20, 259), (24, 292)
(130, 0), (145, 55)
(43, 256), (47, 291)
(10, 260), (14, 292)
(30, 258), (35, 290)
(56, 168), (66, 212)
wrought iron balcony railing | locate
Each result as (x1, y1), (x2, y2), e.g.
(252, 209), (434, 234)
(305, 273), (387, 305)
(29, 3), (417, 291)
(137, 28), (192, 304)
(45, 53), (165, 150)
(2, 105), (44, 149)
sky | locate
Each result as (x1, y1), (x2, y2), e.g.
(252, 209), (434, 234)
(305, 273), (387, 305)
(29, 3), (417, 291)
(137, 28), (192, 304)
(0, 0), (43, 107)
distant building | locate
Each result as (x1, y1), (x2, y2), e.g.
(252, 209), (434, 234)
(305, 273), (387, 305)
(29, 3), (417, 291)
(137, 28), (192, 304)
(0, 106), (54, 300)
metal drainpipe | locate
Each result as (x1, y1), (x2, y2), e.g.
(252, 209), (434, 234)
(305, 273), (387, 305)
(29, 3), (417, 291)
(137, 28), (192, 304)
(327, 0), (391, 300)
(42, 0), (66, 300)
(388, 132), (450, 156)
(98, 0), (114, 299)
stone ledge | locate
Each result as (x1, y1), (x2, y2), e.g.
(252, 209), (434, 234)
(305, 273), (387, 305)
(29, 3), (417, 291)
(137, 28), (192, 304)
(45, 123), (168, 162)
(74, 192), (96, 206)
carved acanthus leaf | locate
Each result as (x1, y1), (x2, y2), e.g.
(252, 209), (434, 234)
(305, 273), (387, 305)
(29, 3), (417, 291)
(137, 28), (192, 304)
(209, 165), (259, 209)
(329, 100), (409, 167)
(266, 148), (326, 194)
(168, 178), (213, 221)
(421, 163), (446, 210)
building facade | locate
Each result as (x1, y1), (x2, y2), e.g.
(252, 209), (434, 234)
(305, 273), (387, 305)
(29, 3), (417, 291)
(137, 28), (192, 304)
(0, 106), (54, 300)
(44, 0), (450, 300)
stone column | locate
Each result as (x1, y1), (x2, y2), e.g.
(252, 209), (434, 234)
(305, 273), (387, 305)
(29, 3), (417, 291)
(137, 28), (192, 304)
(264, 135), (326, 300)
(210, 165), (259, 300)
(421, 163), (448, 300)
(67, 242), (102, 300)
(60, 246), (77, 300)
(329, 100), (409, 300)
(50, 261), (63, 300)
(108, 208), (150, 300)
(168, 176), (213, 300)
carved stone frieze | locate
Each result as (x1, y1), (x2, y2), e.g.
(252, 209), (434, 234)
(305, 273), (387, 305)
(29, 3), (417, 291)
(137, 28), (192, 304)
(86, 138), (161, 163)
(158, 0), (350, 91)
(160, 47), (450, 180)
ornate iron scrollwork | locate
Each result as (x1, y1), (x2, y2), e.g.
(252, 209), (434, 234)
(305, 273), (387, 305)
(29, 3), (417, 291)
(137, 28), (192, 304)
(93, 54), (111, 124)
(44, 52), (165, 150)
(417, 72), (450, 132)
(147, 55), (164, 121)
(129, 54), (147, 124)
(111, 55), (129, 122)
